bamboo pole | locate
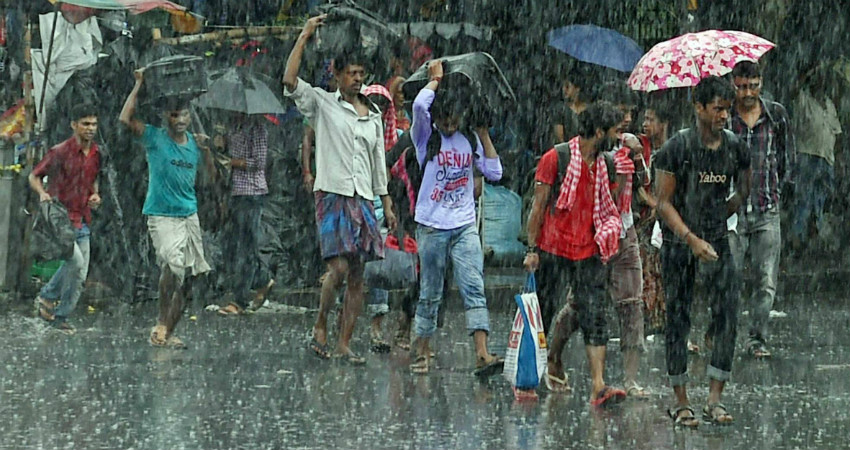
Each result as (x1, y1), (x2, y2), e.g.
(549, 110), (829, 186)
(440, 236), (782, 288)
(154, 26), (300, 46)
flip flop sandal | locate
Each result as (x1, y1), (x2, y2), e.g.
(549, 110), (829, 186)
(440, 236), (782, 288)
(370, 337), (391, 353)
(668, 405), (699, 428)
(748, 342), (772, 359)
(410, 355), (430, 375)
(590, 386), (626, 407)
(149, 326), (168, 347)
(165, 336), (187, 350)
(512, 386), (539, 401)
(625, 382), (651, 399)
(217, 303), (245, 317)
(545, 372), (572, 393)
(35, 297), (56, 322)
(333, 352), (366, 366)
(703, 403), (734, 425)
(308, 338), (331, 360)
(474, 354), (505, 378)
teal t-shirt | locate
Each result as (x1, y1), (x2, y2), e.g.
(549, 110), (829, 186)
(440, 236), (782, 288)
(140, 125), (200, 217)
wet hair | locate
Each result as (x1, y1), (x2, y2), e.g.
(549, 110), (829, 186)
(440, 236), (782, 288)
(593, 80), (638, 107)
(333, 50), (368, 74)
(70, 103), (98, 122)
(563, 65), (594, 102)
(156, 96), (191, 113)
(645, 98), (676, 125)
(693, 76), (735, 106)
(578, 101), (624, 138)
(731, 61), (761, 79)
(430, 77), (472, 121)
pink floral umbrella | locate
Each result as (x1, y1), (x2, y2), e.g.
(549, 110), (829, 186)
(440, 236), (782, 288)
(628, 30), (775, 92)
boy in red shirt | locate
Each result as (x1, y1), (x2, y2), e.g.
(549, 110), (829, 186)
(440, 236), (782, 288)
(29, 104), (101, 334)
(524, 101), (627, 406)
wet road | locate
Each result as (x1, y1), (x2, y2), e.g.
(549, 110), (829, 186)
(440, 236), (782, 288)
(1, 292), (848, 450)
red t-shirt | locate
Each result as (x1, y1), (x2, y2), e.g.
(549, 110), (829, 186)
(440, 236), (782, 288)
(534, 148), (608, 261)
(32, 137), (100, 229)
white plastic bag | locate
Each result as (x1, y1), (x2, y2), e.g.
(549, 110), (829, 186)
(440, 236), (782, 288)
(504, 274), (548, 390)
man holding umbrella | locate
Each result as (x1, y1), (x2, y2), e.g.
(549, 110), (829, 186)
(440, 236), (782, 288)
(283, 14), (396, 364)
(654, 76), (750, 426)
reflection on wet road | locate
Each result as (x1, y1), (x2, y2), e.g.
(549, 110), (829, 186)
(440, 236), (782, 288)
(1, 293), (848, 449)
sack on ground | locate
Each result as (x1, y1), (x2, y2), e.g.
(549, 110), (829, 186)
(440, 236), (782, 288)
(363, 234), (418, 290)
(29, 201), (75, 262)
(504, 274), (548, 390)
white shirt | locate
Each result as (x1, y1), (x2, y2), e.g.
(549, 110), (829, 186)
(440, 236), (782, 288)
(285, 77), (388, 198)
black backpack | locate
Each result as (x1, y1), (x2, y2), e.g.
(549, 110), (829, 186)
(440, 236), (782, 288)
(548, 142), (616, 214)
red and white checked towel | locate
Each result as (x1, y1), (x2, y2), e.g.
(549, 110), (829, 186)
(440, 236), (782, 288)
(363, 84), (398, 151)
(554, 137), (629, 263)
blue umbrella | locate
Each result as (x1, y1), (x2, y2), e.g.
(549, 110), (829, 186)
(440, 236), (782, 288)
(547, 24), (643, 73)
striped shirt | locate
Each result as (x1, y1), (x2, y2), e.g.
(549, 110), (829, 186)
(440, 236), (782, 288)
(229, 124), (269, 197)
(730, 99), (795, 213)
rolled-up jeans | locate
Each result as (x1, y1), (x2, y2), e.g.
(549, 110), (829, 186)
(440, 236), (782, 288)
(414, 223), (489, 338)
(39, 223), (91, 320)
(661, 236), (740, 386)
(730, 207), (781, 345)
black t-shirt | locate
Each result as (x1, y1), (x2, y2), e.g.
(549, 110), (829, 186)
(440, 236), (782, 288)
(654, 128), (750, 242)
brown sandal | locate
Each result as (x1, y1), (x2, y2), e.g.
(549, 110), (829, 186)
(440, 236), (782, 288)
(35, 296), (56, 322)
(149, 325), (168, 347)
(410, 355), (430, 374)
(217, 303), (245, 316)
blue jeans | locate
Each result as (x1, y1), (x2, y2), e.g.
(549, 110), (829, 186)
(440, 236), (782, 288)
(39, 224), (91, 320)
(230, 195), (271, 308)
(730, 208), (781, 344)
(792, 154), (833, 242)
(414, 223), (490, 338)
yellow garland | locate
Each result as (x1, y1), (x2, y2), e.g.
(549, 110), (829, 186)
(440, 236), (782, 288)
(0, 164), (23, 174)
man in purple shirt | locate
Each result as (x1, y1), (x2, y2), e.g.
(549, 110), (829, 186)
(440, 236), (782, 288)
(217, 115), (275, 315)
(409, 60), (504, 377)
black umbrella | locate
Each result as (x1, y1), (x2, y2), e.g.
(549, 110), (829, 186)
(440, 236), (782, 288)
(311, 0), (401, 70)
(193, 68), (286, 115)
(403, 52), (516, 120)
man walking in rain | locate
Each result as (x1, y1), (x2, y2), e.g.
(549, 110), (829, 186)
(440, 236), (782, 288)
(408, 60), (504, 376)
(120, 70), (214, 349)
(655, 76), (750, 426)
(525, 101), (628, 405)
(29, 104), (102, 335)
(216, 114), (275, 316)
(283, 15), (397, 365)
(729, 61), (795, 359)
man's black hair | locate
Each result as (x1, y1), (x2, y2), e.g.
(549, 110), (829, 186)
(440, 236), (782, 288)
(592, 80), (638, 107)
(332, 50), (368, 74)
(70, 103), (98, 122)
(693, 75), (736, 106)
(645, 98), (676, 125)
(156, 96), (191, 112)
(563, 65), (594, 102)
(430, 78), (472, 121)
(731, 60), (761, 79)
(578, 101), (624, 138)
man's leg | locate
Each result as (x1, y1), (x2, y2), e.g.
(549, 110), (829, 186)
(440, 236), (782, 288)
(540, 253), (575, 383)
(574, 257), (617, 402)
(412, 225), (450, 366)
(53, 229), (91, 323)
(155, 266), (186, 342)
(791, 154), (815, 245)
(661, 244), (696, 407)
(608, 228), (645, 393)
(746, 212), (781, 355)
(450, 225), (498, 366)
(231, 196), (261, 308)
(338, 256), (365, 356)
(705, 239), (740, 410)
(314, 256), (349, 347)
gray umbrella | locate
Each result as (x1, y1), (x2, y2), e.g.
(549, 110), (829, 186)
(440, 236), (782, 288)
(193, 67), (285, 115)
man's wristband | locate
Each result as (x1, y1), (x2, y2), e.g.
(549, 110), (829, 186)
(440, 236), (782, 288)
(681, 231), (692, 242)
(430, 76), (442, 83)
(526, 245), (537, 254)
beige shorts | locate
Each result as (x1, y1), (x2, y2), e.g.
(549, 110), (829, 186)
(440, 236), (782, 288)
(147, 213), (211, 281)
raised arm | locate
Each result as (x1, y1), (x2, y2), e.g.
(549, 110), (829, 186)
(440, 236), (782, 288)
(411, 60), (442, 166)
(283, 15), (326, 93)
(119, 69), (146, 137)
(473, 127), (502, 181)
